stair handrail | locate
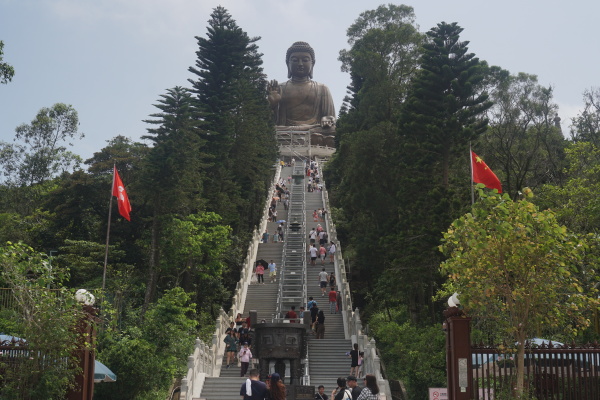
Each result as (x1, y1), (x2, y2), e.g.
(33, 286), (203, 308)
(275, 162), (307, 320)
(317, 159), (391, 400)
(179, 164), (282, 400)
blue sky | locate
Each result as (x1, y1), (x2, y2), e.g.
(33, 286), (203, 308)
(1, 0), (598, 161)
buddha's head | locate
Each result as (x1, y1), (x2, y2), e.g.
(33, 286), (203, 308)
(286, 41), (315, 79)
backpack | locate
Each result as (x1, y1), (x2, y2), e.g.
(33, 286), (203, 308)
(342, 388), (352, 400)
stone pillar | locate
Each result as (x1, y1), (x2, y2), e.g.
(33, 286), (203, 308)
(445, 309), (472, 400)
(66, 305), (97, 400)
(249, 310), (258, 327)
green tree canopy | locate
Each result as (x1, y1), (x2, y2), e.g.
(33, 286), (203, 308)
(0, 103), (83, 187)
(402, 22), (492, 187)
(570, 87), (600, 145)
(478, 70), (566, 198)
(0, 242), (86, 399)
(439, 189), (599, 395)
(338, 4), (424, 130)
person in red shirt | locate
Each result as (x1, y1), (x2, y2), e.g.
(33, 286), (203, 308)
(285, 305), (298, 322)
(328, 288), (337, 314)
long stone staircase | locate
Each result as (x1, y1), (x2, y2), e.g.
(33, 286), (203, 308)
(304, 189), (352, 391)
(187, 162), (391, 400)
(200, 168), (290, 400)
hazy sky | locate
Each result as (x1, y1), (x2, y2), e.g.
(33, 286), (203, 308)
(1, 0), (598, 161)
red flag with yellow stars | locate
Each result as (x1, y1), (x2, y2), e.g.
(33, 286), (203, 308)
(471, 151), (502, 193)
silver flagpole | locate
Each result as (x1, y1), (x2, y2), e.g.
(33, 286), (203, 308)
(102, 165), (115, 290)
(470, 143), (475, 206)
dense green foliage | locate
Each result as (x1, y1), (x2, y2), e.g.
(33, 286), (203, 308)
(0, 242), (83, 399)
(0, 7), (276, 399)
(440, 188), (599, 395)
(570, 87), (600, 144)
(327, 5), (600, 400)
(3, 4), (600, 400)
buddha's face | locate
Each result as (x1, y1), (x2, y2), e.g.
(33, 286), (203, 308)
(288, 51), (313, 79)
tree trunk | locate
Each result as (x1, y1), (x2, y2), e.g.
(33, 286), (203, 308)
(515, 334), (526, 397)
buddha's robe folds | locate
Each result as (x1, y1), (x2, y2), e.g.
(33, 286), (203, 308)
(274, 80), (335, 126)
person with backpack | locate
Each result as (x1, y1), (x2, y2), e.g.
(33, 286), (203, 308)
(346, 376), (362, 400)
(332, 377), (352, 400)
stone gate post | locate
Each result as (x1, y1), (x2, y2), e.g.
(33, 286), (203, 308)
(445, 307), (472, 400)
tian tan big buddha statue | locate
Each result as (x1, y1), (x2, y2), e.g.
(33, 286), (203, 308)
(267, 41), (336, 131)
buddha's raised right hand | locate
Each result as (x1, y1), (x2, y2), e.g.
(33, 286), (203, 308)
(267, 80), (281, 105)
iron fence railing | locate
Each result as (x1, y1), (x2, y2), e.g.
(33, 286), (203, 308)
(471, 341), (600, 399)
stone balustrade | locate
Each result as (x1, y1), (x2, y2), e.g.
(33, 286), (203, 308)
(320, 163), (390, 400)
(179, 164), (282, 400)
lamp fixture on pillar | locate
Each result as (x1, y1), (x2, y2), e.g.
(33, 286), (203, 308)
(75, 289), (95, 306)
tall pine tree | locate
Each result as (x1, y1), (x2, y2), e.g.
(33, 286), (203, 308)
(140, 86), (207, 310)
(402, 21), (491, 187)
(188, 6), (276, 235)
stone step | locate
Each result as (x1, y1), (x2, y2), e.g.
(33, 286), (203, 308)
(201, 376), (248, 400)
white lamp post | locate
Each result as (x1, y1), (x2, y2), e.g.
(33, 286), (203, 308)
(447, 292), (460, 308)
(75, 289), (95, 306)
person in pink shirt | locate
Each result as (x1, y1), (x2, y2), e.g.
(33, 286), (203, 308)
(319, 245), (327, 265)
(256, 264), (265, 284)
(238, 342), (253, 377)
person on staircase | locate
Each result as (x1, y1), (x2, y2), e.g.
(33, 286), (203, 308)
(268, 260), (277, 283)
(266, 372), (286, 400)
(255, 263), (265, 284)
(328, 287), (337, 314)
(309, 244), (318, 265)
(224, 329), (237, 369)
(319, 245), (327, 266)
(319, 229), (326, 248)
(235, 313), (244, 328)
(328, 241), (336, 264)
(332, 377), (352, 400)
(285, 305), (298, 323)
(329, 272), (336, 290)
(349, 344), (359, 377)
(240, 369), (267, 400)
(356, 375), (379, 400)
(316, 310), (325, 339)
(346, 376), (362, 400)
(239, 322), (252, 349)
(309, 228), (317, 248)
(315, 385), (328, 400)
(319, 268), (329, 296)
(310, 302), (319, 332)
(238, 342), (253, 377)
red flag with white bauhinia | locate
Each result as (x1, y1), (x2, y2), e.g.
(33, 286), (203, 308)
(471, 151), (502, 193)
(112, 166), (132, 221)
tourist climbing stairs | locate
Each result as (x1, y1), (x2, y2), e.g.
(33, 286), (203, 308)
(200, 167), (291, 400)
(304, 186), (352, 392)
(198, 162), (380, 400)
